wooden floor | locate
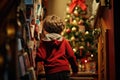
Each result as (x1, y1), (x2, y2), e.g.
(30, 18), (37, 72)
(39, 77), (95, 80)
(40, 77), (94, 80)
(37, 72), (98, 80)
(70, 77), (94, 80)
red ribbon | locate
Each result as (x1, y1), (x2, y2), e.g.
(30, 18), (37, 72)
(69, 0), (87, 13)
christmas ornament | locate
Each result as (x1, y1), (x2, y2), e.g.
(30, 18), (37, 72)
(65, 18), (69, 22)
(66, 28), (71, 33)
(71, 36), (75, 41)
(73, 10), (79, 16)
(67, 14), (70, 18)
(72, 20), (77, 25)
(69, 0), (87, 13)
(85, 31), (89, 35)
(72, 27), (77, 32)
(75, 6), (79, 10)
(73, 48), (77, 52)
(80, 46), (84, 49)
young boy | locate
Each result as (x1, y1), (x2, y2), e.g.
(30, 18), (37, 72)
(36, 15), (78, 80)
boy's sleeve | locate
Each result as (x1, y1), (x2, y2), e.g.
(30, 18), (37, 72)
(35, 44), (46, 62)
(65, 39), (78, 73)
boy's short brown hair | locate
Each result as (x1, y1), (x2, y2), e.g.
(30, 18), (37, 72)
(43, 15), (65, 34)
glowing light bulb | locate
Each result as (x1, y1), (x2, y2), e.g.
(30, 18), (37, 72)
(91, 54), (94, 57)
(85, 60), (87, 63)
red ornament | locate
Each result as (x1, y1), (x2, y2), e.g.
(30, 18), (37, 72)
(66, 28), (71, 33)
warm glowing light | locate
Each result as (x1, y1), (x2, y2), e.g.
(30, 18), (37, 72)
(91, 54), (94, 57)
(6, 25), (15, 38)
(85, 60), (87, 63)
(73, 48), (77, 52)
(0, 55), (4, 65)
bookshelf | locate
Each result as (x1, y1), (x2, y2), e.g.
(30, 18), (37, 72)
(17, 0), (46, 80)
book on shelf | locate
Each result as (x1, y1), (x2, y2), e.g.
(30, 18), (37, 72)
(21, 67), (37, 80)
(23, 52), (31, 71)
(27, 67), (37, 80)
(28, 48), (36, 68)
(18, 54), (26, 77)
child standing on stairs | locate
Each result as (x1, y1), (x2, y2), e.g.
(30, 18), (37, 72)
(36, 15), (78, 80)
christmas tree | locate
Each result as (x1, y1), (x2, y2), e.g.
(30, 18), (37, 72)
(62, 0), (101, 59)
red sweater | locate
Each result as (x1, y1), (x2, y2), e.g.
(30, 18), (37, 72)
(36, 37), (78, 74)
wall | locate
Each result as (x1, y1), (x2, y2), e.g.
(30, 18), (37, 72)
(47, 0), (68, 18)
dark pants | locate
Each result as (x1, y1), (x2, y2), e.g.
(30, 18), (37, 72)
(46, 71), (70, 80)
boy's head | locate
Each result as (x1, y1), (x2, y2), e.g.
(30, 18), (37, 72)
(43, 15), (65, 34)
